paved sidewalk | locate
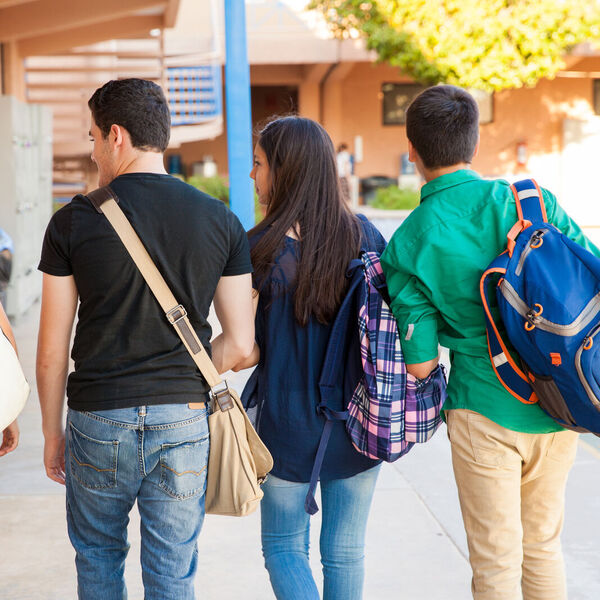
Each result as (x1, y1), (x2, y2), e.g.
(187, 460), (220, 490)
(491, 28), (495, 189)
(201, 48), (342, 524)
(0, 302), (599, 599)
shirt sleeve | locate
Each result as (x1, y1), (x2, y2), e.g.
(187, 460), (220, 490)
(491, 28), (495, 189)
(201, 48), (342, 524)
(38, 204), (73, 276)
(544, 188), (600, 258)
(222, 211), (254, 277)
(381, 232), (440, 364)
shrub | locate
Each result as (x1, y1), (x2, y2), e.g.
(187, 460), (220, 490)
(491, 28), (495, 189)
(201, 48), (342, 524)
(370, 185), (420, 210)
(187, 175), (264, 224)
(187, 175), (229, 203)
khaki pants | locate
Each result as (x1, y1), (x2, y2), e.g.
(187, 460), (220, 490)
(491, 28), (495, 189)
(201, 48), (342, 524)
(446, 409), (578, 600)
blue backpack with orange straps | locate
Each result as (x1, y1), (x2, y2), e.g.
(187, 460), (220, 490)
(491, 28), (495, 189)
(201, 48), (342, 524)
(480, 179), (600, 434)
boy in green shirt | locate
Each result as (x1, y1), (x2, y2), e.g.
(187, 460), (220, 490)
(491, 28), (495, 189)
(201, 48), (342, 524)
(381, 85), (599, 600)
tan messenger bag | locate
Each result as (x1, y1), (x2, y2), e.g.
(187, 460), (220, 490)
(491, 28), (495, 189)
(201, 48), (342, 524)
(87, 186), (273, 517)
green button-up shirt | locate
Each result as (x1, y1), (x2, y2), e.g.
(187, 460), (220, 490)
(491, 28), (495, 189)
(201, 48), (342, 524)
(381, 169), (600, 433)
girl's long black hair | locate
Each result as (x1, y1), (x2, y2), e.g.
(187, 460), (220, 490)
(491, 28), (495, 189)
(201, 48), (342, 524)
(248, 116), (361, 326)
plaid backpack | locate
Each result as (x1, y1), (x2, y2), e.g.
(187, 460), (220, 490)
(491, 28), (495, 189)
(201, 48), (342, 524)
(346, 252), (446, 461)
(304, 219), (447, 514)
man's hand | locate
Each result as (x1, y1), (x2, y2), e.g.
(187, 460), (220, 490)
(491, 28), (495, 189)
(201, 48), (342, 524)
(0, 420), (19, 456)
(44, 433), (66, 485)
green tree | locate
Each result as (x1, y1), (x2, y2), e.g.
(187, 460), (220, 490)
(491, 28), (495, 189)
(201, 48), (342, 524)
(309, 0), (600, 91)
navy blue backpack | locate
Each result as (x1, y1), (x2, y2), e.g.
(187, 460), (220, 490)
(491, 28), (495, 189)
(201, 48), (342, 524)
(481, 179), (600, 434)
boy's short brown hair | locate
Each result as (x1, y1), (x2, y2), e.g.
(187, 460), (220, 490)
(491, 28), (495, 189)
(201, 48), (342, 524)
(406, 85), (479, 169)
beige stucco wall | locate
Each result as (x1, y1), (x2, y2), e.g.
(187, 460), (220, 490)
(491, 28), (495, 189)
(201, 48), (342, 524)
(168, 59), (600, 210)
(336, 63), (596, 184)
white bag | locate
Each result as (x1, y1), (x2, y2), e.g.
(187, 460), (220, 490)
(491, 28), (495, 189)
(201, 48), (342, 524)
(0, 329), (29, 430)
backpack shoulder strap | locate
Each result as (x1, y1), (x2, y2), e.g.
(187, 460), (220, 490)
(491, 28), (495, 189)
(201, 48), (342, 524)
(505, 179), (548, 256)
(480, 255), (538, 405)
(356, 213), (378, 253)
(510, 179), (548, 224)
(305, 260), (363, 515)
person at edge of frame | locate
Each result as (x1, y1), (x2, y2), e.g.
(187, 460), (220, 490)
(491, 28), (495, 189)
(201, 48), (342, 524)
(0, 300), (20, 457)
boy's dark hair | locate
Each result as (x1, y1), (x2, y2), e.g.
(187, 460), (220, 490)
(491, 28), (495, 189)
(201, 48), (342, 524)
(88, 79), (170, 152)
(406, 85), (479, 169)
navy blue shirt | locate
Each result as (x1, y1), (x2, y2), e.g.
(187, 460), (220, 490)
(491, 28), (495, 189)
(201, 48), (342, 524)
(245, 217), (385, 483)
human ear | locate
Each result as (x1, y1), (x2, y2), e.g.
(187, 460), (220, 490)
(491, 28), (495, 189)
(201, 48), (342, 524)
(407, 140), (418, 163)
(110, 124), (124, 148)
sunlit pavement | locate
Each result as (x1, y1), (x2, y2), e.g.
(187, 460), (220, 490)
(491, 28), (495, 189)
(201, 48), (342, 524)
(0, 301), (598, 599)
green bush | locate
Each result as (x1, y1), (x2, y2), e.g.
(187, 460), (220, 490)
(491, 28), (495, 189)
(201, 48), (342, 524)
(187, 175), (229, 204)
(187, 175), (264, 224)
(370, 185), (420, 210)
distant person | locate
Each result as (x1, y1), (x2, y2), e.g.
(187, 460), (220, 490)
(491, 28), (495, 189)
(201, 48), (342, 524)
(381, 85), (600, 600)
(336, 142), (353, 202)
(0, 301), (20, 457)
(0, 227), (13, 308)
(235, 116), (384, 600)
(36, 78), (255, 600)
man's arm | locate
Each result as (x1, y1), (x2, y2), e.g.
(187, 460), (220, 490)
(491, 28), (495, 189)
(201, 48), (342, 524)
(36, 273), (78, 484)
(0, 302), (20, 456)
(210, 273), (255, 374)
(231, 290), (260, 371)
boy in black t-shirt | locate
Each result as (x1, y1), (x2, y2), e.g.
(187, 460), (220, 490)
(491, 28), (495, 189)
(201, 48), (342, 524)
(36, 78), (255, 599)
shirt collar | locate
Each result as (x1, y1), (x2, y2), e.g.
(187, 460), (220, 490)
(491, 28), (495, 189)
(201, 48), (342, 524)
(420, 169), (482, 202)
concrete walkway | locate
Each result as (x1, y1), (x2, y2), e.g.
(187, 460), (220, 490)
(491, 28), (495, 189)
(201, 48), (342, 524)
(1, 302), (599, 599)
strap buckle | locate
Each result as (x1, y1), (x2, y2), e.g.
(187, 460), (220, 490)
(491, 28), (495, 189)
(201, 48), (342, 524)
(210, 381), (234, 411)
(166, 304), (187, 324)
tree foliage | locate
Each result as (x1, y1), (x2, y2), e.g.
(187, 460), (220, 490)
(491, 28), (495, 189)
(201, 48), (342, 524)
(309, 0), (600, 91)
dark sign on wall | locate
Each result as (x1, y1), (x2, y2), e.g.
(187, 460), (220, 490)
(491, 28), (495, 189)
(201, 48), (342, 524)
(382, 83), (494, 125)
(382, 83), (426, 125)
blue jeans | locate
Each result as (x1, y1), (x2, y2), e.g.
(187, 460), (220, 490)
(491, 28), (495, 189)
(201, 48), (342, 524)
(65, 403), (209, 600)
(261, 465), (381, 600)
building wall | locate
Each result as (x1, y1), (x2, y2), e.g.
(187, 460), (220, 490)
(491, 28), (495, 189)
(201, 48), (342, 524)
(168, 60), (600, 216)
(337, 64), (596, 186)
(167, 84), (298, 179)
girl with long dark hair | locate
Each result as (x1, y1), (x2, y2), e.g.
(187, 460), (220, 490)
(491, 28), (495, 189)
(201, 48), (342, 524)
(235, 116), (385, 599)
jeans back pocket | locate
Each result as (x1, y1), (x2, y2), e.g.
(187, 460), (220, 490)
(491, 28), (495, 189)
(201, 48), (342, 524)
(159, 437), (209, 500)
(68, 422), (119, 489)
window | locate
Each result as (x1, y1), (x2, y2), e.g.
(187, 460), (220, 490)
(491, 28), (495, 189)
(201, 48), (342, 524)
(382, 83), (425, 125)
(381, 83), (494, 125)
(470, 88), (493, 125)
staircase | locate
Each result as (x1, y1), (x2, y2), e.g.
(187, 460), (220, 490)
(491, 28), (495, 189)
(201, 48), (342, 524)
(23, 34), (223, 201)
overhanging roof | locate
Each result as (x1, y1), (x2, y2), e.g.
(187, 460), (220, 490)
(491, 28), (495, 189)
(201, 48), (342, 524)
(0, 0), (180, 56)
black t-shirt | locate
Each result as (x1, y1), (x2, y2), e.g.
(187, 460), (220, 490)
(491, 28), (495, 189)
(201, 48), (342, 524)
(38, 173), (252, 411)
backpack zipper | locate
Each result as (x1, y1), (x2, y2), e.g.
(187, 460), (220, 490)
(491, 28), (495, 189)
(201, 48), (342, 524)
(500, 280), (600, 336)
(575, 325), (600, 410)
(515, 229), (547, 277)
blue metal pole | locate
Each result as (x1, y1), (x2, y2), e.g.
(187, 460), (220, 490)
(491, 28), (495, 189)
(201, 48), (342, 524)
(224, 0), (254, 230)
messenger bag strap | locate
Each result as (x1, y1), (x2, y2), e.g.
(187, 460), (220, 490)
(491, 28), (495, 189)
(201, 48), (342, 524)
(86, 185), (234, 411)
